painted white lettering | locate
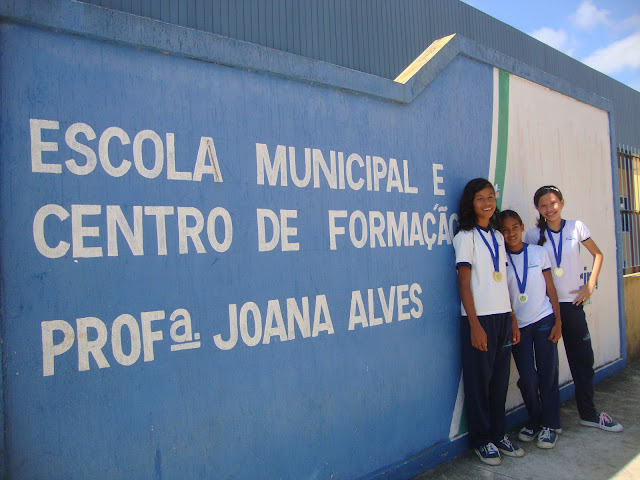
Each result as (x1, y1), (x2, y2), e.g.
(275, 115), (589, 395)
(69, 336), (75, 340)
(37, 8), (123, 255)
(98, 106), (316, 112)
(263, 300), (288, 344)
(72, 204), (103, 258)
(133, 130), (164, 179)
(144, 206), (174, 255)
(65, 122), (97, 175)
(77, 316), (110, 371)
(141, 310), (165, 361)
(256, 209), (298, 252)
(256, 143), (287, 186)
(410, 284), (424, 318)
(206, 207), (233, 252)
(348, 283), (422, 330)
(368, 288), (383, 326)
(166, 133), (192, 181)
(328, 210), (348, 251)
(41, 320), (75, 376)
(107, 205), (144, 256)
(289, 146), (310, 187)
(311, 295), (334, 336)
(111, 314), (142, 366)
(408, 212), (425, 246)
(348, 290), (368, 330)
(33, 204), (70, 258)
(239, 302), (262, 347)
(386, 158), (403, 192)
(286, 297), (311, 340)
(99, 126), (132, 177)
(214, 304), (239, 350)
(403, 160), (418, 194)
(178, 206), (206, 254)
(369, 211), (386, 248)
(397, 284), (410, 321)
(30, 119), (60, 173)
(346, 153), (365, 190)
(423, 212), (437, 250)
(312, 148), (337, 189)
(194, 137), (222, 182)
(387, 211), (408, 247)
(433, 163), (445, 195)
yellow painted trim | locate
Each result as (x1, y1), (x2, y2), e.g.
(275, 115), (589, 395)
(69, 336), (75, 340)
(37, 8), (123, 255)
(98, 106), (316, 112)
(394, 34), (457, 84)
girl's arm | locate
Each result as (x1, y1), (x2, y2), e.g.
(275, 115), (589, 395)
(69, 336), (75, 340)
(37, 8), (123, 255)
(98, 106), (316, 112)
(457, 265), (488, 351)
(570, 238), (603, 306)
(543, 269), (562, 342)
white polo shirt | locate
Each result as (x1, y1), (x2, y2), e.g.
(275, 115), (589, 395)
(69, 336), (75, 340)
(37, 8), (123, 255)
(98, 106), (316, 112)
(524, 219), (591, 303)
(505, 244), (554, 328)
(453, 227), (511, 317)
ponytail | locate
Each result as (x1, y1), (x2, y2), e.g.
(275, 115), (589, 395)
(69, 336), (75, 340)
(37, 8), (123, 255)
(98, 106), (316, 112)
(536, 214), (547, 245)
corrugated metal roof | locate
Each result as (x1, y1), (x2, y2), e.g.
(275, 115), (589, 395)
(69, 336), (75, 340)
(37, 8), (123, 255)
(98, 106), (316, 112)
(82, 0), (640, 147)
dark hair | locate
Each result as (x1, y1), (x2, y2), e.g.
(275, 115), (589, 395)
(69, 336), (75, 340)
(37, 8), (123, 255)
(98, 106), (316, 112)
(532, 185), (564, 245)
(455, 178), (500, 233)
(498, 209), (524, 229)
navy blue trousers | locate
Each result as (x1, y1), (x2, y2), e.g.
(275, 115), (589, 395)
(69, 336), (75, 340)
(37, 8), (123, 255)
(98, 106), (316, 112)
(512, 313), (560, 430)
(560, 302), (597, 420)
(460, 312), (512, 448)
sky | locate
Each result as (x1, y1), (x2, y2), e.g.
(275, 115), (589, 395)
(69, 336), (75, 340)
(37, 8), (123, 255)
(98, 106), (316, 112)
(463, 0), (640, 92)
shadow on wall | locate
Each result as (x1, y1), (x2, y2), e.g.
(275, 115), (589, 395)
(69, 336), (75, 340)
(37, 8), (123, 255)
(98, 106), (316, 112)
(625, 273), (640, 361)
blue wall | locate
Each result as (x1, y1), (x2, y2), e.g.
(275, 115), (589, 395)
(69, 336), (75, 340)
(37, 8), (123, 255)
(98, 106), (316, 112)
(0, 18), (492, 480)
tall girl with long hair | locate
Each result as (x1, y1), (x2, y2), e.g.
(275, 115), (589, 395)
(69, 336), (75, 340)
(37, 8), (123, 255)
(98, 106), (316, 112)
(524, 185), (622, 432)
(499, 209), (562, 449)
(453, 178), (524, 466)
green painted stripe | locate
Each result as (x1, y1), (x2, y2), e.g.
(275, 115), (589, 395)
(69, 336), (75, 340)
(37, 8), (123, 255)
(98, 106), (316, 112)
(495, 70), (509, 210)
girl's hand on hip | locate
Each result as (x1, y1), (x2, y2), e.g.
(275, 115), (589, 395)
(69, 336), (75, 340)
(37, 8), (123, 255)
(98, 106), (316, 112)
(570, 283), (595, 306)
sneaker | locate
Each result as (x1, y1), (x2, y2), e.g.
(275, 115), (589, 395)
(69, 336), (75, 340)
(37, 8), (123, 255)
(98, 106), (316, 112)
(518, 426), (538, 442)
(495, 435), (525, 457)
(579, 412), (623, 432)
(536, 427), (558, 449)
(474, 442), (501, 466)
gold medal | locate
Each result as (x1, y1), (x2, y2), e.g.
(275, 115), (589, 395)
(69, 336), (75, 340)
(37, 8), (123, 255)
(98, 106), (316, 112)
(553, 267), (564, 277)
(493, 271), (502, 282)
(518, 293), (528, 303)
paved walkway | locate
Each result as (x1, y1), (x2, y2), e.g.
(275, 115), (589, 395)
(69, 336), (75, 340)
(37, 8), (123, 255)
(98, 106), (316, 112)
(413, 358), (640, 480)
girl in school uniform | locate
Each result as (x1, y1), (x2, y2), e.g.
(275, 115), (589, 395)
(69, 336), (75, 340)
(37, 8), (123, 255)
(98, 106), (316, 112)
(499, 209), (562, 449)
(453, 178), (524, 466)
(524, 185), (622, 432)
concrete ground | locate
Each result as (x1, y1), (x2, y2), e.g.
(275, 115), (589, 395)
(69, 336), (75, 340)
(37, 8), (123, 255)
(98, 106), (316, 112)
(412, 358), (640, 480)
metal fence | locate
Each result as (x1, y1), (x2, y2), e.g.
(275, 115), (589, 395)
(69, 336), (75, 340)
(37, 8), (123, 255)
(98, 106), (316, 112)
(619, 145), (640, 274)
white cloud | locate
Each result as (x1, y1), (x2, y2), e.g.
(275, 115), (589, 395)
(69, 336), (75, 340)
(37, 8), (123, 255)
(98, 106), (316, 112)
(582, 31), (640, 75)
(531, 27), (575, 56)
(571, 0), (610, 30)
(621, 14), (640, 31)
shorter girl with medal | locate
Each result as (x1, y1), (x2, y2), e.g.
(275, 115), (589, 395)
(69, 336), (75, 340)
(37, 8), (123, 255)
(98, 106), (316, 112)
(453, 178), (523, 466)
(524, 185), (622, 433)
(499, 210), (562, 449)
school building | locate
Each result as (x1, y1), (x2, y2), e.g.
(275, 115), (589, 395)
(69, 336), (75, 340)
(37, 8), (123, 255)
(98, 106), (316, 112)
(0, 0), (638, 478)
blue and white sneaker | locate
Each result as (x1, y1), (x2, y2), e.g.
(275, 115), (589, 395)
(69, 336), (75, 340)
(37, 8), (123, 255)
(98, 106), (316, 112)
(579, 412), (623, 432)
(474, 442), (501, 466)
(536, 427), (558, 449)
(518, 426), (538, 442)
(495, 435), (525, 457)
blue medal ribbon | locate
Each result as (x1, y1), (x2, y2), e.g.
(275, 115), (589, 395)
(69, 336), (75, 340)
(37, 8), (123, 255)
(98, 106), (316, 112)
(546, 220), (565, 268)
(506, 244), (528, 295)
(475, 226), (500, 274)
